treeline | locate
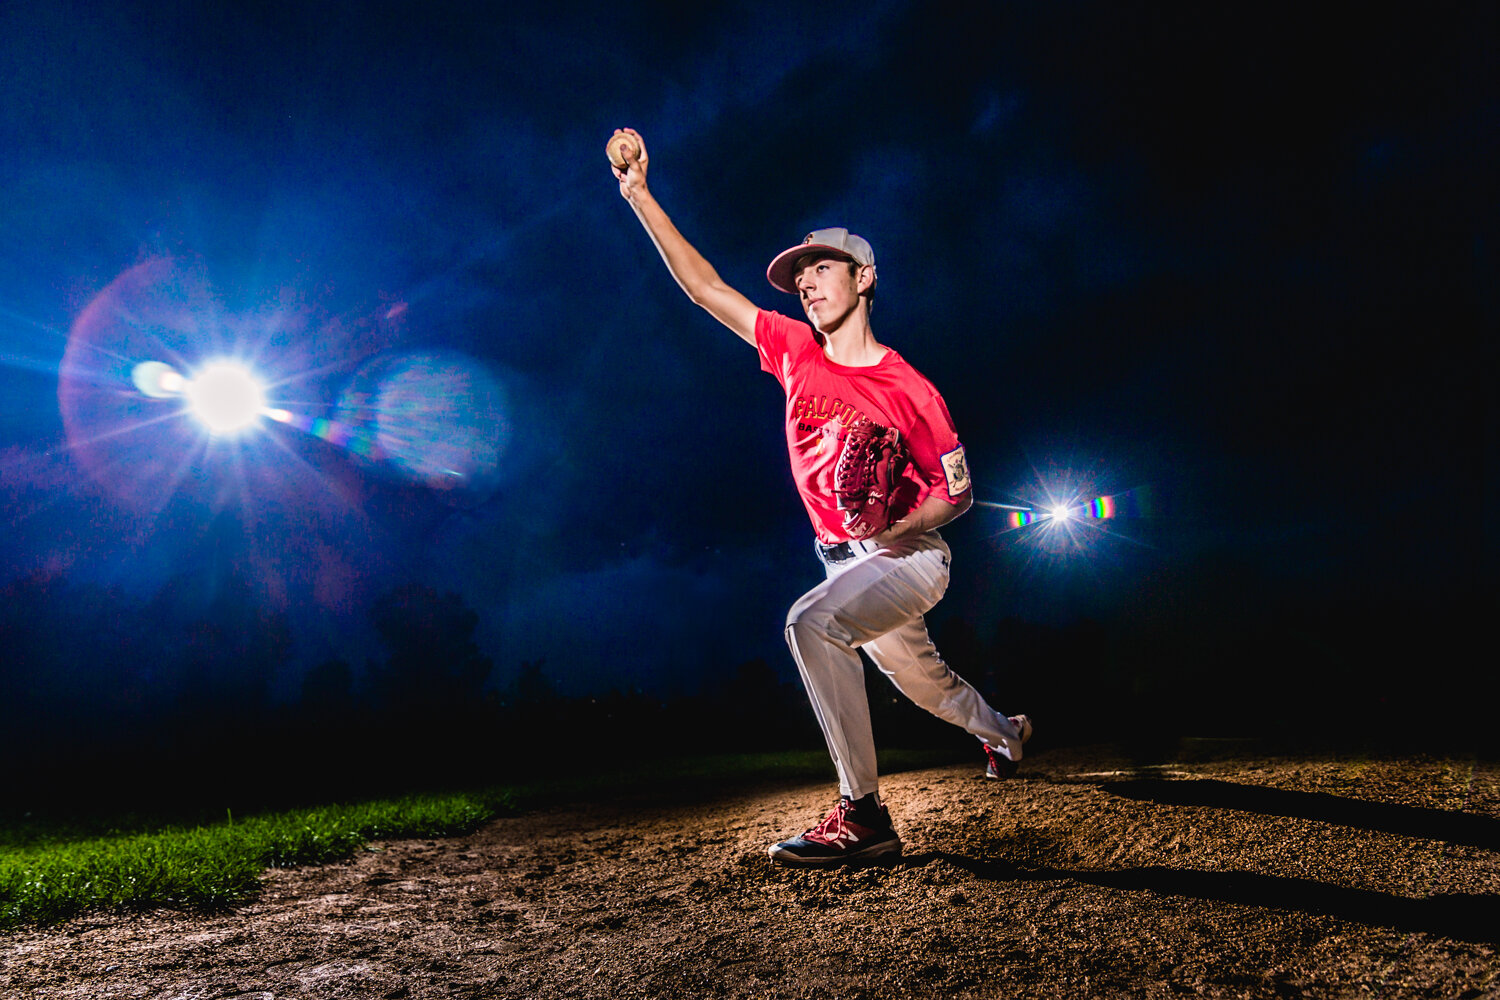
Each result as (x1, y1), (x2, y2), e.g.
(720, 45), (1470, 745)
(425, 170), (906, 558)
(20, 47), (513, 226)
(0, 574), (828, 809)
(1, 568), (1486, 813)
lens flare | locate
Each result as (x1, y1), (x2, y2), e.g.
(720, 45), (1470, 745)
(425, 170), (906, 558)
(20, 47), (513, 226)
(130, 361), (184, 398)
(321, 351), (508, 501)
(979, 473), (1154, 562)
(184, 362), (265, 434)
(60, 258), (231, 506)
(60, 256), (512, 518)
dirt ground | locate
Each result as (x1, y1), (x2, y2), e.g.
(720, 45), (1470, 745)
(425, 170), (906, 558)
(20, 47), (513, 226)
(3, 744), (1498, 1000)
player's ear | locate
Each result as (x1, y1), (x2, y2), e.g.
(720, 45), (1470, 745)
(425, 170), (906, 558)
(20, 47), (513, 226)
(856, 264), (875, 294)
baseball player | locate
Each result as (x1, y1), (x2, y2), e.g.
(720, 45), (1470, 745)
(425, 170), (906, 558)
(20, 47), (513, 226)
(610, 128), (1031, 866)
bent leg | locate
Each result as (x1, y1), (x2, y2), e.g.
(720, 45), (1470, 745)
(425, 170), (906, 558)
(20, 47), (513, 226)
(862, 618), (1029, 761)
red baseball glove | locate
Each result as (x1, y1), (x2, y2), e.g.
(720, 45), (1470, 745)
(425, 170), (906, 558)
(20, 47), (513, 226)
(834, 418), (909, 540)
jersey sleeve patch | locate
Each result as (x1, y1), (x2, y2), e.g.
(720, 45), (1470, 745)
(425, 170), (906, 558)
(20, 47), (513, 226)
(941, 445), (971, 497)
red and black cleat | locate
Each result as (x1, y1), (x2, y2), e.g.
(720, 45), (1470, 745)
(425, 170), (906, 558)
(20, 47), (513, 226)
(768, 798), (902, 867)
(984, 714), (1033, 780)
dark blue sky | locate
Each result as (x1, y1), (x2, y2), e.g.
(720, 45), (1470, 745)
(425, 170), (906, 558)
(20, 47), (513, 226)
(0, 1), (1488, 699)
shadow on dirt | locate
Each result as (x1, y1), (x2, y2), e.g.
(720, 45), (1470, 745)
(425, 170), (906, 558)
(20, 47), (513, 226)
(915, 851), (1500, 946)
(907, 776), (1500, 945)
(1098, 778), (1500, 850)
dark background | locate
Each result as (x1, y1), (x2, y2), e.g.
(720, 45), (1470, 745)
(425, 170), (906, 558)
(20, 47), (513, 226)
(0, 2), (1491, 802)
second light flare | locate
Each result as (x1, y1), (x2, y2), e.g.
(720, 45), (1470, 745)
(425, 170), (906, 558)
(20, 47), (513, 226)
(975, 496), (1118, 528)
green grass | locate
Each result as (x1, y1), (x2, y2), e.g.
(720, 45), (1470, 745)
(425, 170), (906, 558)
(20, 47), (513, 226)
(0, 747), (956, 931)
(0, 791), (513, 930)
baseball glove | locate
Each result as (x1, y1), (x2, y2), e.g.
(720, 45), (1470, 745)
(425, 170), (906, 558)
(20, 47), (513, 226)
(834, 418), (909, 540)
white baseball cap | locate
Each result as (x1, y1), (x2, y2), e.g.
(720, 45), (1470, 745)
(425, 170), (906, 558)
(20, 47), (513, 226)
(766, 227), (876, 294)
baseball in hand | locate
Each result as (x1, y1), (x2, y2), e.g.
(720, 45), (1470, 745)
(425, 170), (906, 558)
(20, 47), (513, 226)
(606, 131), (641, 169)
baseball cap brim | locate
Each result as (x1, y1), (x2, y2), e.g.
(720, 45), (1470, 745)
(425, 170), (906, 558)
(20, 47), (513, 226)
(766, 242), (857, 294)
(766, 228), (876, 294)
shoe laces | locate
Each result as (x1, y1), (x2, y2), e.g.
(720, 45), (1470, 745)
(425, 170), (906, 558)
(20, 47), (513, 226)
(805, 800), (855, 844)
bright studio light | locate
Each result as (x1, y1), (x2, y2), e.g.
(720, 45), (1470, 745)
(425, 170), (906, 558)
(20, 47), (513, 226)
(1049, 505), (1071, 522)
(185, 361), (265, 434)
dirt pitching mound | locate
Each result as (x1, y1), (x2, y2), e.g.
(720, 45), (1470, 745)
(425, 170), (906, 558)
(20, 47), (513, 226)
(4, 746), (1498, 999)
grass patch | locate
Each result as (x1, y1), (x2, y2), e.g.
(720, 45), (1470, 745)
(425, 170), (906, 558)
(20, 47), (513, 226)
(0, 790), (513, 930)
(0, 747), (957, 930)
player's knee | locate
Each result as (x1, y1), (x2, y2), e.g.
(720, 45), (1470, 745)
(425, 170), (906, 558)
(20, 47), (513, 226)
(783, 608), (816, 644)
(784, 599), (837, 646)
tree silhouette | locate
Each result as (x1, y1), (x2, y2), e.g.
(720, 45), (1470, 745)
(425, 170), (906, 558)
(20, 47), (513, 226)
(175, 570), (290, 720)
(512, 657), (556, 708)
(368, 583), (493, 721)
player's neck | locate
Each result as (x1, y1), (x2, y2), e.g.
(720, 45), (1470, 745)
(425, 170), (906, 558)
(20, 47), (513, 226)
(819, 313), (886, 367)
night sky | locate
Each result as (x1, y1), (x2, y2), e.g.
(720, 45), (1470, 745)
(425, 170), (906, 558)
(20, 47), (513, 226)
(0, 2), (1489, 714)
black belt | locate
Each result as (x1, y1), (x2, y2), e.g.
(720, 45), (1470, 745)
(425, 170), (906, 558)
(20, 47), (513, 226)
(816, 539), (862, 563)
(817, 531), (940, 564)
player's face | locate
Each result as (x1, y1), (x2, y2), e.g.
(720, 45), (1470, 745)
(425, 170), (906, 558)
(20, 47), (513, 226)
(794, 255), (863, 332)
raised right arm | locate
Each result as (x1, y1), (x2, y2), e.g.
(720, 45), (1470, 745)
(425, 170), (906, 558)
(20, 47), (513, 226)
(611, 129), (760, 347)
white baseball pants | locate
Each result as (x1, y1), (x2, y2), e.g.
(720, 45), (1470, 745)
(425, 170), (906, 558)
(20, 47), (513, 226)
(785, 531), (1026, 800)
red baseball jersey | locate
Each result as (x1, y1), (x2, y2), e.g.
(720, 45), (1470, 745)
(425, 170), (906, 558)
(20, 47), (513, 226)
(756, 310), (972, 543)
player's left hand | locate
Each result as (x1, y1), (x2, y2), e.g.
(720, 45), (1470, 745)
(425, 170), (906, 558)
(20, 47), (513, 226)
(834, 419), (908, 540)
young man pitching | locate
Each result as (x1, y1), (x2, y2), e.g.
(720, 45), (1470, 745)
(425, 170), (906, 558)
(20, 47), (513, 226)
(610, 128), (1030, 866)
